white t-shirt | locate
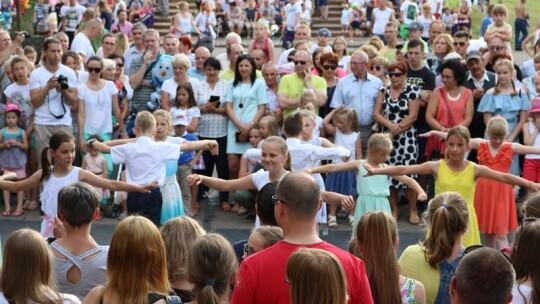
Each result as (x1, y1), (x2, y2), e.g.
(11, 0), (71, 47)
(29, 65), (77, 126)
(512, 283), (532, 304)
(111, 136), (180, 186)
(170, 106), (201, 127)
(0, 292), (80, 304)
(430, 0), (443, 14)
(60, 4), (86, 32)
(338, 55), (351, 71)
(284, 2), (301, 30)
(400, 0), (419, 25)
(78, 80), (118, 134)
(71, 32), (95, 61)
(372, 7), (393, 35)
(161, 77), (201, 101)
(417, 15), (434, 38)
(4, 82), (33, 129)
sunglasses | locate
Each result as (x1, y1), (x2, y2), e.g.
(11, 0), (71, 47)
(294, 60), (307, 65)
(243, 243), (254, 257)
(388, 72), (403, 78)
(453, 42), (467, 47)
(490, 46), (505, 52)
(370, 65), (384, 72)
(272, 194), (288, 205)
(287, 57), (294, 62)
(323, 65), (337, 70)
(87, 67), (102, 73)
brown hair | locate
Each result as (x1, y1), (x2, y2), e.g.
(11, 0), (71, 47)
(511, 219), (540, 304)
(41, 132), (75, 182)
(388, 60), (408, 74)
(523, 193), (540, 218)
(262, 136), (291, 171)
(259, 116), (279, 138)
(444, 126), (471, 159)
(319, 51), (339, 66)
(175, 82), (197, 108)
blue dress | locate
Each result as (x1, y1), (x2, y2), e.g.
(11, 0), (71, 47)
(353, 161), (392, 226)
(478, 92), (530, 175)
(225, 79), (268, 154)
(160, 137), (185, 223)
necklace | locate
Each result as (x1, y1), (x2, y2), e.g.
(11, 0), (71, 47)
(238, 81), (250, 109)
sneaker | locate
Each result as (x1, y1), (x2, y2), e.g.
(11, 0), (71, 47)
(244, 213), (256, 223)
(117, 211), (128, 220)
(348, 215), (355, 227)
(328, 215), (338, 228)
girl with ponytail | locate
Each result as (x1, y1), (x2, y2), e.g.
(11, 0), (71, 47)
(0, 131), (155, 237)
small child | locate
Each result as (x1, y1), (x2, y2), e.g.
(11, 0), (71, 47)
(299, 90), (323, 138)
(170, 82), (201, 135)
(32, 0), (49, 34)
(322, 106), (361, 227)
(341, 3), (351, 35)
(0, 104), (28, 216)
(82, 135), (110, 206)
(128, 0), (141, 22)
(236, 124), (263, 221)
(23, 46), (38, 67)
(257, 115), (278, 148)
(138, 0), (154, 27)
(309, 133), (426, 227)
(441, 7), (455, 33)
(484, 4), (512, 50)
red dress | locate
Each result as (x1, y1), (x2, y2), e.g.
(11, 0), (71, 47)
(474, 142), (518, 234)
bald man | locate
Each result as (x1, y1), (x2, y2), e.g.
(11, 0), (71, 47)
(71, 19), (103, 62)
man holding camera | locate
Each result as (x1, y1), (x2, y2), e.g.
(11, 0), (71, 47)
(30, 38), (78, 168)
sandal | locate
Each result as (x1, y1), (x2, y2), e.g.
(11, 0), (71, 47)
(12, 210), (24, 217)
(409, 212), (420, 225)
(236, 206), (248, 216)
(230, 203), (240, 213)
(220, 202), (231, 212)
(348, 215), (355, 227)
(27, 201), (39, 211)
(328, 216), (338, 228)
(2, 210), (10, 216)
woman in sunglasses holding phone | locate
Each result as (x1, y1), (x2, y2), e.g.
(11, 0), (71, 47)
(318, 51), (343, 117)
(374, 60), (422, 224)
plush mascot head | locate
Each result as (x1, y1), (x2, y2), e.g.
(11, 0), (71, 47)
(147, 54), (174, 111)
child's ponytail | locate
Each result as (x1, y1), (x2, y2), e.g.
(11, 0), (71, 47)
(40, 147), (51, 182)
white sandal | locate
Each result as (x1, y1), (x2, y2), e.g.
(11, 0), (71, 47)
(328, 215), (338, 228)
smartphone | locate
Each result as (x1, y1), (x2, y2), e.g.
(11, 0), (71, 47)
(235, 132), (249, 143)
(209, 95), (221, 107)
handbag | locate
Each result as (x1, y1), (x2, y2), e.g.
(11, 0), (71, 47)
(425, 87), (456, 160)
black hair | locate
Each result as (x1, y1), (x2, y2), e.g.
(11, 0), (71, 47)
(203, 56), (221, 71)
(233, 54), (257, 87)
(283, 113), (303, 137)
(175, 82), (197, 108)
(440, 59), (467, 86)
(407, 39), (424, 52)
(256, 182), (278, 226)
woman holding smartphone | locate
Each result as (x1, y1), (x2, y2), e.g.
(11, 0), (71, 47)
(225, 55), (267, 200)
(194, 57), (231, 212)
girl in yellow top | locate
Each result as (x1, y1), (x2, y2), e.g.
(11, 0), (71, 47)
(364, 125), (540, 247)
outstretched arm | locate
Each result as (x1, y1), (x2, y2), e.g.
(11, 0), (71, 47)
(79, 169), (156, 193)
(0, 170), (42, 192)
(321, 191), (355, 211)
(186, 174), (256, 192)
(511, 142), (540, 155)
(420, 130), (485, 149)
(181, 139), (219, 155)
(392, 175), (428, 201)
(308, 160), (361, 174)
(364, 162), (436, 177)
(475, 164), (540, 191)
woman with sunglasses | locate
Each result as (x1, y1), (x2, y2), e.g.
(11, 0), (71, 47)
(318, 52), (342, 117)
(312, 50), (347, 79)
(108, 54), (131, 138)
(77, 56), (123, 177)
(368, 56), (389, 86)
(374, 60), (421, 224)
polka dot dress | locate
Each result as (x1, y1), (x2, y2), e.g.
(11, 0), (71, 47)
(381, 84), (420, 189)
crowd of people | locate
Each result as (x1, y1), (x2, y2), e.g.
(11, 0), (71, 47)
(0, 0), (540, 302)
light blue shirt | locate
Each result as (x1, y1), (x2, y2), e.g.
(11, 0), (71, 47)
(330, 72), (382, 126)
(188, 67), (207, 81)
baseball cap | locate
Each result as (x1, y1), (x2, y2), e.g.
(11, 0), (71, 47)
(5, 103), (20, 113)
(466, 50), (482, 62)
(173, 115), (189, 126)
(318, 28), (331, 37)
(409, 22), (424, 31)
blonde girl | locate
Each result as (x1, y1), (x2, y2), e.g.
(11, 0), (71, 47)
(478, 59), (530, 176)
(286, 248), (348, 304)
(424, 116), (540, 249)
(309, 133), (426, 227)
(187, 234), (238, 304)
(356, 211), (426, 304)
(0, 132), (153, 237)
(299, 90), (324, 138)
(258, 115), (279, 147)
(1, 229), (80, 303)
(365, 125), (540, 247)
(235, 123), (263, 217)
(322, 106), (361, 227)
(160, 216), (207, 303)
(82, 216), (173, 304)
(399, 192), (469, 304)
(429, 33), (455, 75)
(114, 32), (129, 56)
(248, 21), (276, 64)
(171, 1), (199, 38)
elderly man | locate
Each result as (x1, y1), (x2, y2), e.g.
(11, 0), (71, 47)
(162, 34), (179, 56)
(129, 29), (161, 114)
(330, 50), (382, 154)
(71, 19), (102, 62)
(230, 171), (373, 304)
(219, 43), (244, 81)
(251, 48), (266, 70)
(278, 24), (311, 66)
(216, 32), (242, 71)
(278, 50), (327, 118)
(262, 62), (282, 120)
(188, 46), (211, 80)
(450, 247), (515, 304)
(123, 22), (147, 75)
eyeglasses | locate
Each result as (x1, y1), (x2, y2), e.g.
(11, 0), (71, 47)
(116, 63), (124, 68)
(489, 46), (505, 52)
(272, 195), (287, 206)
(103, 41), (116, 46)
(370, 65), (384, 72)
(351, 61), (367, 65)
(287, 57), (295, 62)
(388, 72), (403, 78)
(441, 75), (454, 80)
(243, 243), (255, 257)
(294, 60), (307, 65)
(87, 67), (102, 73)
(453, 42), (467, 47)
(323, 65), (337, 70)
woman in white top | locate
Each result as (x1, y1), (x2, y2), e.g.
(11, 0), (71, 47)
(371, 0), (395, 43)
(1, 229), (81, 304)
(171, 1), (199, 38)
(161, 53), (200, 111)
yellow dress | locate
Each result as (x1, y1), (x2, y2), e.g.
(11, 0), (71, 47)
(434, 160), (481, 247)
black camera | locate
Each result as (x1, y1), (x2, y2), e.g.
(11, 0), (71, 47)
(57, 74), (69, 90)
(21, 31), (31, 40)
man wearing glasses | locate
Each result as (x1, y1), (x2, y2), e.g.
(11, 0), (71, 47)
(330, 50), (382, 155)
(483, 36), (523, 81)
(453, 31), (470, 60)
(278, 50), (327, 118)
(231, 172), (373, 304)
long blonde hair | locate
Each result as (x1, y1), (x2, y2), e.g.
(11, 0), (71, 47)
(100, 216), (170, 304)
(287, 248), (348, 304)
(1, 229), (63, 304)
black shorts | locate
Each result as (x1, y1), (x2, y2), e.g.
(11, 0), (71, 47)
(127, 187), (162, 226)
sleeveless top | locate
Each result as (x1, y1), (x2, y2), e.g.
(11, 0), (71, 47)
(176, 13), (192, 33)
(50, 242), (109, 300)
(0, 128), (26, 169)
(525, 122), (540, 160)
(251, 37), (271, 61)
(435, 249), (466, 304)
(401, 277), (418, 304)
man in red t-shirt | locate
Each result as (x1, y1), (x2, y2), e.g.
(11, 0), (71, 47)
(231, 171), (374, 304)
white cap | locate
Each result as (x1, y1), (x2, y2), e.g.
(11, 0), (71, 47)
(173, 115), (189, 126)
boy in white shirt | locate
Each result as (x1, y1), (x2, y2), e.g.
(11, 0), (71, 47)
(89, 111), (218, 225)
